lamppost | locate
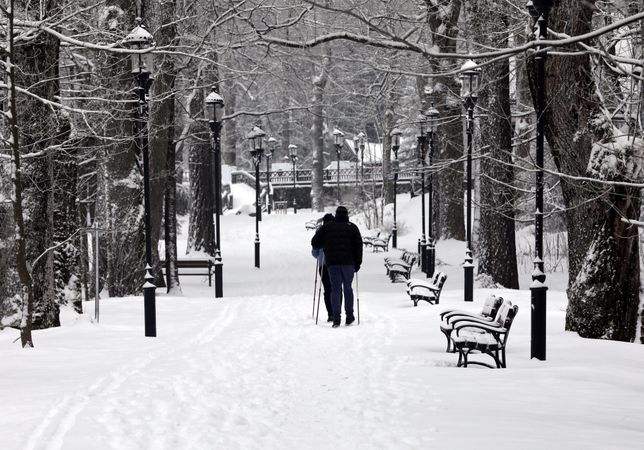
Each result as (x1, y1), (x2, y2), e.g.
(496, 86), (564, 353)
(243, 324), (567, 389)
(460, 59), (481, 302)
(353, 135), (360, 191)
(425, 103), (439, 278)
(390, 128), (402, 249)
(528, 0), (554, 361)
(247, 125), (265, 268)
(417, 115), (427, 274)
(205, 88), (225, 298)
(266, 137), (277, 214)
(124, 17), (156, 337)
(357, 131), (366, 188)
(288, 144), (298, 214)
(333, 128), (344, 203)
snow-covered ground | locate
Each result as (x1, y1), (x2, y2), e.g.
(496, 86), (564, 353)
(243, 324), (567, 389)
(1, 195), (643, 449)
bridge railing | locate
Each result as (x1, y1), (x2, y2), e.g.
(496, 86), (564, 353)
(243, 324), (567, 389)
(260, 166), (415, 185)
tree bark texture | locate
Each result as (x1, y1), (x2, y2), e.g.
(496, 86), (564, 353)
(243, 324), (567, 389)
(469, 1), (519, 289)
(425, 0), (464, 241)
(531, 0), (641, 340)
(97, 2), (146, 297)
(149, 0), (179, 291)
(310, 55), (330, 212)
(14, 1), (73, 330)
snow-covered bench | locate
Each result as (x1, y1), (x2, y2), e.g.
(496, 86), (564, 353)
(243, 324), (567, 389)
(406, 272), (447, 306)
(451, 301), (519, 368)
(384, 250), (417, 282)
(439, 294), (504, 352)
(371, 233), (392, 252)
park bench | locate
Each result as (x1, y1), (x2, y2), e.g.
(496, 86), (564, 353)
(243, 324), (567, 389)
(362, 230), (382, 249)
(439, 294), (504, 352)
(305, 218), (321, 230)
(406, 272), (447, 306)
(450, 301), (519, 368)
(161, 259), (214, 286)
(384, 250), (418, 282)
(371, 233), (392, 252)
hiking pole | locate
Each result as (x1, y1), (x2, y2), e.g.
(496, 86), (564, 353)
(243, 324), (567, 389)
(312, 260), (319, 318)
(356, 272), (360, 325)
(315, 267), (323, 324)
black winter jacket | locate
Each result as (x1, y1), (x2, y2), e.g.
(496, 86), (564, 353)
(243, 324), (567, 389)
(311, 215), (363, 267)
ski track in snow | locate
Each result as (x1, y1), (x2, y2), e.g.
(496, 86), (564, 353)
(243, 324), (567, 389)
(22, 213), (441, 449)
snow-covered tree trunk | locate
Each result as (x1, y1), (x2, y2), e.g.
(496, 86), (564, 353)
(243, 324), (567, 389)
(149, 0), (180, 291)
(469, 1), (519, 289)
(425, 0), (465, 241)
(4, 0), (34, 347)
(13, 0), (73, 329)
(186, 64), (215, 256)
(98, 2), (146, 297)
(532, 0), (642, 341)
(310, 53), (330, 212)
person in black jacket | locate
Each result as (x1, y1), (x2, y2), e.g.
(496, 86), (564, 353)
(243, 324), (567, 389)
(311, 213), (336, 322)
(311, 206), (363, 327)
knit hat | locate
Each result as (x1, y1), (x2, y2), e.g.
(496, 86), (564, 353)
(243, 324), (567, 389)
(322, 213), (334, 224)
(335, 206), (349, 220)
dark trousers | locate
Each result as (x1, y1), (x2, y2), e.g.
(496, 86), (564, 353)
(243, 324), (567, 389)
(327, 265), (355, 321)
(320, 265), (333, 318)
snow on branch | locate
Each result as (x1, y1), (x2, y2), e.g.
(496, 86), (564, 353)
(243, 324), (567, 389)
(588, 135), (644, 182)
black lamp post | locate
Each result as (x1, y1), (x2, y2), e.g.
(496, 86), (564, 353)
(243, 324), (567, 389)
(247, 125), (265, 268)
(333, 128), (344, 204)
(417, 115), (427, 274)
(390, 128), (402, 249)
(357, 131), (366, 194)
(425, 103), (439, 278)
(288, 144), (298, 214)
(460, 59), (481, 302)
(124, 17), (156, 337)
(528, 0), (554, 361)
(205, 88), (225, 298)
(266, 137), (277, 214)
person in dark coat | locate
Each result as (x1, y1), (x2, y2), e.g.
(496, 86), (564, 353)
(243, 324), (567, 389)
(311, 213), (336, 322)
(311, 206), (363, 327)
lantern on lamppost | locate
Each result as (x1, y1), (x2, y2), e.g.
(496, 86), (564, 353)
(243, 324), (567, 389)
(205, 88), (225, 298)
(459, 58), (481, 302)
(124, 17), (156, 337)
(247, 125), (266, 268)
(333, 128), (344, 204)
(390, 127), (402, 249)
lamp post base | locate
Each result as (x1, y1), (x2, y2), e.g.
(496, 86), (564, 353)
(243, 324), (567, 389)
(530, 284), (547, 360)
(294, 200), (297, 214)
(214, 250), (223, 298)
(144, 283), (157, 337)
(392, 225), (397, 249)
(426, 242), (435, 278)
(254, 237), (260, 268)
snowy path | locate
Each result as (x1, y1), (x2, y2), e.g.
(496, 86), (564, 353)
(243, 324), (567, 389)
(3, 203), (644, 449)
(19, 295), (438, 450)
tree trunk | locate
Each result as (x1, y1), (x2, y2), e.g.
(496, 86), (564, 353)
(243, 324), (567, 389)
(310, 54), (330, 212)
(425, 0), (465, 240)
(14, 0), (73, 330)
(469, 1), (519, 289)
(530, 0), (641, 341)
(149, 0), (180, 292)
(97, 2), (146, 297)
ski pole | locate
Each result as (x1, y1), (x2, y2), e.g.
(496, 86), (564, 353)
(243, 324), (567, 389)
(315, 266), (323, 324)
(356, 272), (360, 325)
(312, 260), (319, 318)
